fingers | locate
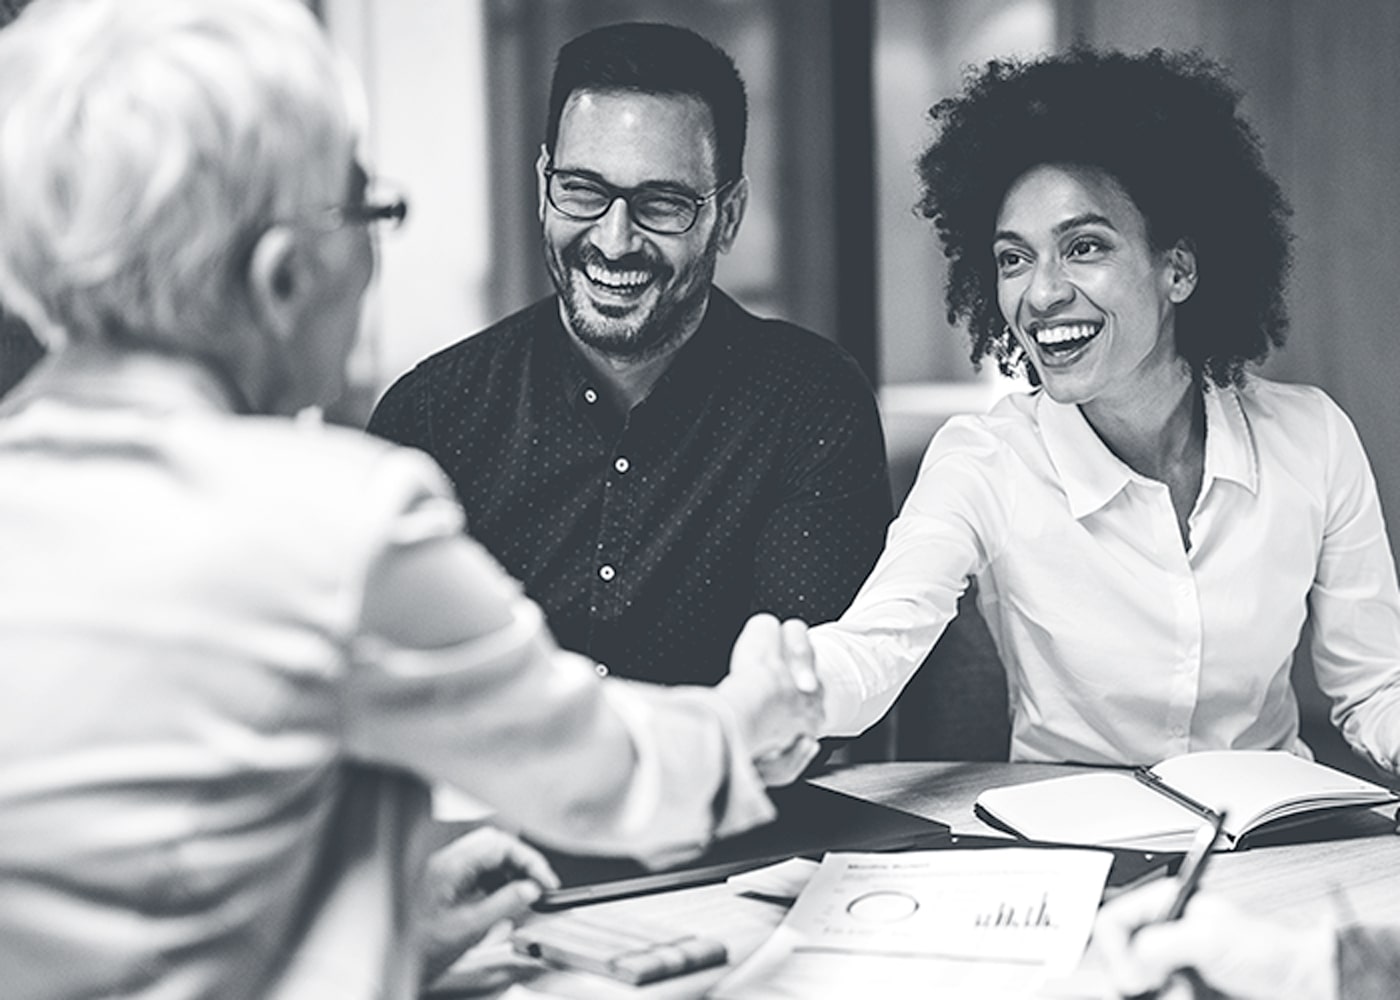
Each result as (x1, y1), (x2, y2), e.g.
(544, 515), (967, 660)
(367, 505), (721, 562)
(464, 878), (543, 927)
(1092, 886), (1331, 1000)
(781, 617), (819, 695)
(734, 611), (781, 649)
(1091, 880), (1194, 996)
(493, 831), (561, 890)
(719, 613), (825, 761)
(421, 877), (543, 984)
(429, 827), (561, 899)
(1127, 898), (1246, 989)
(754, 736), (822, 786)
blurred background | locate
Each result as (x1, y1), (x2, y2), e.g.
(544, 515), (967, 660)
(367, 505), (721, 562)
(319, 0), (1400, 543)
(1, 0), (1397, 764)
(313, 0), (1399, 769)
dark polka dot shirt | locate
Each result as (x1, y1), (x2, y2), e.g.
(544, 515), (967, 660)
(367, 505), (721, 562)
(368, 289), (892, 685)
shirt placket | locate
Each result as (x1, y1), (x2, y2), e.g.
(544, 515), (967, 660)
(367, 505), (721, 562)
(590, 418), (644, 644)
(1149, 480), (1203, 753)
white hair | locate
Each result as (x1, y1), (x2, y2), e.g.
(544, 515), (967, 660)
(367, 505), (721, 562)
(0, 0), (365, 359)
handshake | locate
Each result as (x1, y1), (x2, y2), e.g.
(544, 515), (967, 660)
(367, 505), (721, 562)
(715, 612), (828, 786)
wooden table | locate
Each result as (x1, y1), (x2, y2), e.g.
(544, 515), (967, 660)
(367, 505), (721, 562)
(431, 761), (1400, 998)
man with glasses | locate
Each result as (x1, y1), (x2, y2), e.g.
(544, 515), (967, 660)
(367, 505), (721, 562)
(370, 21), (891, 690)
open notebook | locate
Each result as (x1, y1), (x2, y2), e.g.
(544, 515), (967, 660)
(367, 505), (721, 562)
(532, 780), (1173, 909)
(974, 750), (1399, 852)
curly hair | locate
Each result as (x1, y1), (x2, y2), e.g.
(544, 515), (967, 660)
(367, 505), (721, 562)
(917, 48), (1293, 388)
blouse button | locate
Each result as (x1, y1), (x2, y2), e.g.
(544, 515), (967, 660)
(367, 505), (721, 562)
(614, 456), (630, 474)
(594, 663), (610, 677)
(598, 564), (616, 581)
(583, 387), (599, 404)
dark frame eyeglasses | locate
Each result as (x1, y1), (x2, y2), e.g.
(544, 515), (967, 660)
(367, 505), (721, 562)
(297, 178), (409, 233)
(543, 166), (734, 236)
(337, 196), (408, 229)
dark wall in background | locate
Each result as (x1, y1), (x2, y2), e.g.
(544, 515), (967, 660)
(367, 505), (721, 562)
(1064, 0), (1400, 773)
(1063, 0), (1400, 563)
(483, 0), (880, 382)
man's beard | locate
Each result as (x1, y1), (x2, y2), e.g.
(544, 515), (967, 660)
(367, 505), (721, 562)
(547, 234), (718, 363)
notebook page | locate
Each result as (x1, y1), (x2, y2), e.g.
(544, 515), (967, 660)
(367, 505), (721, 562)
(1151, 750), (1394, 831)
(975, 771), (1197, 846)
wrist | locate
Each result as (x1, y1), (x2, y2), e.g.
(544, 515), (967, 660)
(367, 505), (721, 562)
(713, 676), (760, 753)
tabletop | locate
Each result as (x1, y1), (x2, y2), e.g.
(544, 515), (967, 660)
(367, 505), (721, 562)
(429, 760), (1400, 999)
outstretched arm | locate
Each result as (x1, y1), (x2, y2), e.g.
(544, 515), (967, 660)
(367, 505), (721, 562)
(344, 449), (824, 864)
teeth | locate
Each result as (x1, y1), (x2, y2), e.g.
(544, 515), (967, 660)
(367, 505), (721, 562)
(1035, 322), (1099, 346)
(584, 263), (651, 289)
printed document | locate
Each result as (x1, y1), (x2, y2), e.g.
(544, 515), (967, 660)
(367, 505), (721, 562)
(712, 848), (1112, 1000)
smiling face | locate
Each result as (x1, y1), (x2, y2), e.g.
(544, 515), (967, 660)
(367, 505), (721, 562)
(993, 163), (1195, 412)
(540, 88), (743, 362)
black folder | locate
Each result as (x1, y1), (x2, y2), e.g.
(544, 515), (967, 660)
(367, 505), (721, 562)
(533, 781), (952, 909)
(532, 779), (1178, 909)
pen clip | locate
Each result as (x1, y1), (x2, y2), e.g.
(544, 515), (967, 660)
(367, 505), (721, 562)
(1133, 766), (1226, 827)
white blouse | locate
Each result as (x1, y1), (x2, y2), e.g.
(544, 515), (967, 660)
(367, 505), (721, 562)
(814, 378), (1400, 770)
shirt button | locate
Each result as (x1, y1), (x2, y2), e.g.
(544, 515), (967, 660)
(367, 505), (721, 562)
(594, 663), (610, 677)
(598, 564), (616, 581)
(614, 456), (630, 474)
(583, 387), (598, 404)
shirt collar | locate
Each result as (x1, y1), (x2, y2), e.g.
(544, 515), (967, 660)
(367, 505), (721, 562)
(546, 289), (736, 416)
(1, 347), (241, 419)
(1201, 383), (1258, 495)
(1038, 393), (1131, 520)
(1038, 382), (1259, 521)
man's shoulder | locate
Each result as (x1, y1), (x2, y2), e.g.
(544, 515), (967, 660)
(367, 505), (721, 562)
(369, 298), (557, 437)
(711, 290), (873, 394)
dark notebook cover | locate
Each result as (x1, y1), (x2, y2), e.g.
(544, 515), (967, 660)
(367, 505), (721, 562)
(533, 780), (1177, 909)
(534, 781), (952, 909)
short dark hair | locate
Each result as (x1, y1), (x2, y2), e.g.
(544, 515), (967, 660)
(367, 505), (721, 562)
(545, 21), (747, 186)
(917, 48), (1293, 388)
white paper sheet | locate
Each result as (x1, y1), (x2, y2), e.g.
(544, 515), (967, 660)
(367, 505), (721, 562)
(711, 848), (1112, 1000)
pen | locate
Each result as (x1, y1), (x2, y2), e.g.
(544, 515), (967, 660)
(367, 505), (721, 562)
(1123, 814), (1229, 1000)
(1133, 766), (1225, 827)
(1164, 809), (1228, 921)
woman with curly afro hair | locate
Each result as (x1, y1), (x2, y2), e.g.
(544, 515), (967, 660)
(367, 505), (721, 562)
(802, 48), (1400, 771)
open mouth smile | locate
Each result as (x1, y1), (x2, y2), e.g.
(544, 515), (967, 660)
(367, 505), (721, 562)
(582, 261), (656, 300)
(1030, 320), (1103, 362)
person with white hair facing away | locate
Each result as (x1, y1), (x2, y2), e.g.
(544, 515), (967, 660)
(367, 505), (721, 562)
(0, 1), (823, 998)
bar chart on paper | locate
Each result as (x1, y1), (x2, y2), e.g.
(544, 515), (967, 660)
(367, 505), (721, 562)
(712, 848), (1112, 999)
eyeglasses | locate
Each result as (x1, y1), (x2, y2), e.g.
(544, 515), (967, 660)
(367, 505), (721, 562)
(544, 166), (733, 236)
(337, 192), (408, 229)
(303, 178), (409, 232)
